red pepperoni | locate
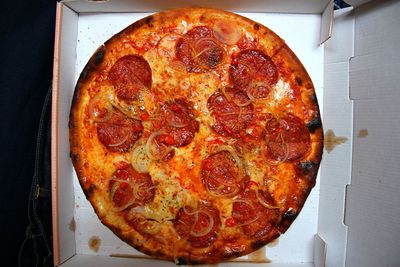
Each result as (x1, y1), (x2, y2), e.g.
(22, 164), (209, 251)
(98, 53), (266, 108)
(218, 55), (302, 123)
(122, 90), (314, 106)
(230, 49), (278, 98)
(158, 99), (199, 147)
(108, 165), (155, 210)
(176, 26), (225, 73)
(174, 204), (221, 248)
(97, 111), (143, 152)
(207, 88), (253, 138)
(108, 55), (152, 101)
(232, 189), (280, 238)
(264, 114), (311, 162)
(201, 151), (245, 197)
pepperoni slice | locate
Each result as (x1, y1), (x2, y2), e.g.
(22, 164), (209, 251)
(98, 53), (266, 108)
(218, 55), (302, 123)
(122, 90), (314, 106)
(207, 88), (253, 138)
(97, 111), (143, 152)
(230, 49), (278, 98)
(201, 151), (245, 197)
(158, 99), (199, 147)
(174, 204), (221, 248)
(108, 55), (152, 101)
(264, 114), (311, 162)
(176, 26), (225, 73)
(232, 189), (280, 238)
(108, 165), (155, 210)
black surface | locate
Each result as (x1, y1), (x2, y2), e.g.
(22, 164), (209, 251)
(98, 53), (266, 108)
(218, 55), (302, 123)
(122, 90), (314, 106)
(0, 1), (56, 266)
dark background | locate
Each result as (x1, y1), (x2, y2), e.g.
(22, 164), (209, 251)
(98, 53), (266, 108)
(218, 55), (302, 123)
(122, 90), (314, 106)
(1, 1), (56, 266)
(0, 1), (350, 266)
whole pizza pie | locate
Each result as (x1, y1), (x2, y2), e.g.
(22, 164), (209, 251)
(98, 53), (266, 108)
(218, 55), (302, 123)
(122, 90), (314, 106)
(69, 7), (323, 264)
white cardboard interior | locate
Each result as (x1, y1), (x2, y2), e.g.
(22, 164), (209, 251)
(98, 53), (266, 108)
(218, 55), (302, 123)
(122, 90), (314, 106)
(52, 0), (400, 266)
(345, 1), (400, 266)
(72, 9), (323, 265)
(317, 7), (354, 267)
(52, 1), (327, 266)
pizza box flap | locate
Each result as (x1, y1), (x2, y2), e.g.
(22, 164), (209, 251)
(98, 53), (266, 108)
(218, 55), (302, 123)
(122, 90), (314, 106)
(62, 0), (330, 14)
(344, 1), (400, 266)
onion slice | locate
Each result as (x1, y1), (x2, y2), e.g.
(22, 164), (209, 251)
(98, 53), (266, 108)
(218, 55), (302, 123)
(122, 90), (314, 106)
(210, 145), (245, 179)
(170, 60), (187, 72)
(232, 199), (260, 227)
(107, 133), (129, 147)
(188, 209), (214, 237)
(193, 37), (220, 51)
(88, 91), (114, 122)
(232, 97), (253, 107)
(131, 144), (151, 173)
(157, 33), (183, 58)
(255, 190), (281, 209)
(264, 132), (289, 165)
(145, 131), (175, 160)
(205, 183), (240, 198)
(213, 20), (242, 45)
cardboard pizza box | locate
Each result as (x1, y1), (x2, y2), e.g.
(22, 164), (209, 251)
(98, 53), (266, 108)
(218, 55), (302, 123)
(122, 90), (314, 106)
(51, 0), (400, 266)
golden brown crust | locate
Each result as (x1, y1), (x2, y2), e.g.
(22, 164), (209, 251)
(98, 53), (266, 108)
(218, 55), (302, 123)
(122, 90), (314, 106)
(69, 8), (323, 264)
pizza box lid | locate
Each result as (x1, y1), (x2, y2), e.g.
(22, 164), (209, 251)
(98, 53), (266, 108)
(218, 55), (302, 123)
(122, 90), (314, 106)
(51, 0), (400, 266)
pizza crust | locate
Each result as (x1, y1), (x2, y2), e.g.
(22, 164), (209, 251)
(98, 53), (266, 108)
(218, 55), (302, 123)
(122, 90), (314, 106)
(69, 8), (323, 264)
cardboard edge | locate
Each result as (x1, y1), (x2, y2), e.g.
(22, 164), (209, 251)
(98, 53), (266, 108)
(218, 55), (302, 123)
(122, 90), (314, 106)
(51, 2), (63, 265)
(320, 0), (334, 45)
(345, 0), (374, 8)
(313, 234), (327, 267)
(62, 0), (331, 14)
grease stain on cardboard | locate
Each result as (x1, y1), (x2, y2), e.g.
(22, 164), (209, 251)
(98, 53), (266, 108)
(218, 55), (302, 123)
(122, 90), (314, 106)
(324, 129), (347, 153)
(88, 236), (101, 252)
(69, 218), (76, 232)
(357, 129), (369, 138)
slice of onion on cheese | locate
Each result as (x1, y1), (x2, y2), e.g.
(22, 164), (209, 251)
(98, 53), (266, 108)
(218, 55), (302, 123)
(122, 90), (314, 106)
(213, 20), (242, 45)
(88, 91), (114, 122)
(157, 33), (183, 58)
(169, 60), (187, 72)
(131, 144), (151, 173)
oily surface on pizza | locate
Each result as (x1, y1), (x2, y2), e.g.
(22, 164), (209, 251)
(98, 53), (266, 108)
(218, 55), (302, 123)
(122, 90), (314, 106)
(69, 8), (323, 264)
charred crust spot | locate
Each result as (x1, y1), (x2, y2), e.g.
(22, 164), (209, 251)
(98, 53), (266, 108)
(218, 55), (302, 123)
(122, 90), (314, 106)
(283, 209), (298, 221)
(251, 240), (265, 250)
(145, 16), (154, 27)
(176, 256), (187, 265)
(277, 209), (298, 233)
(85, 183), (96, 198)
(253, 23), (260, 30)
(295, 76), (303, 86)
(296, 161), (318, 176)
(70, 152), (79, 163)
(307, 117), (322, 133)
(223, 250), (241, 259)
(93, 46), (105, 66)
(79, 68), (90, 81)
(199, 14), (206, 21)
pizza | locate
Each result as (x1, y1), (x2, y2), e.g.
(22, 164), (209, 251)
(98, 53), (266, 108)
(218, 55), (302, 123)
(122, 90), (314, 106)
(69, 7), (323, 264)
